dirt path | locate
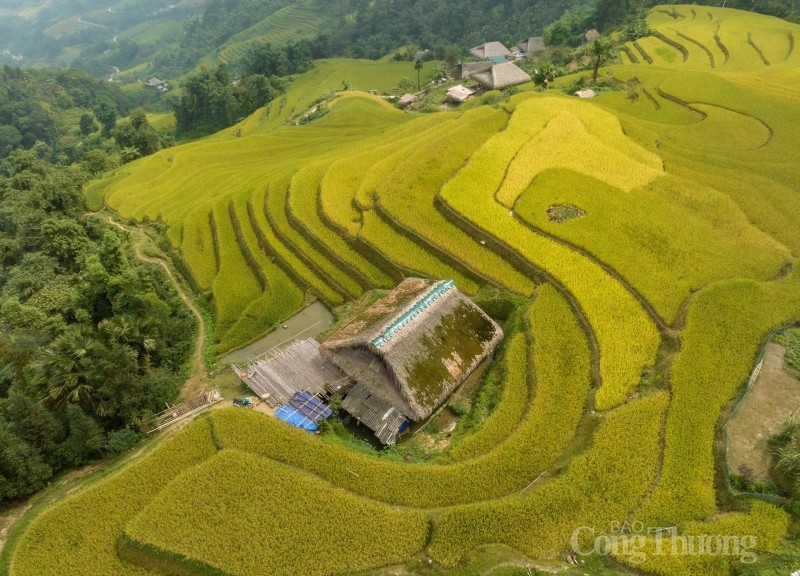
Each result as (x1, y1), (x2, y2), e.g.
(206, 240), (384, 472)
(104, 216), (208, 399)
(0, 503), (31, 554)
(727, 342), (800, 481)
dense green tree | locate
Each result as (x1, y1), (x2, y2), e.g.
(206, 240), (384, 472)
(39, 325), (109, 413)
(40, 218), (92, 271)
(94, 102), (118, 137)
(0, 126), (23, 157)
(112, 108), (164, 159)
(0, 427), (52, 499)
(59, 404), (105, 466)
(79, 113), (98, 136)
(593, 0), (634, 31)
(0, 149), (195, 501)
(4, 391), (65, 466)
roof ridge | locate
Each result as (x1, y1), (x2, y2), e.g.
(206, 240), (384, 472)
(371, 280), (455, 348)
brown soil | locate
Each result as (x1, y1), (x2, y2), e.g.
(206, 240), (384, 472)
(726, 342), (800, 481)
(210, 397), (275, 417)
(0, 502), (31, 554)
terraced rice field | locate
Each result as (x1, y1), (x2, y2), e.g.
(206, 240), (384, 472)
(204, 6), (324, 68)
(8, 6), (800, 576)
(118, 20), (183, 47)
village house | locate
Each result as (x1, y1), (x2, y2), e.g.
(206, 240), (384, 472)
(397, 92), (422, 109)
(516, 36), (546, 55)
(145, 77), (170, 93)
(234, 279), (503, 444)
(584, 29), (601, 42)
(454, 61), (494, 80)
(469, 41), (511, 62)
(470, 61), (532, 90)
(321, 279), (503, 444)
(446, 84), (475, 104)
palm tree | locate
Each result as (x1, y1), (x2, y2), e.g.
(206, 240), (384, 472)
(99, 316), (157, 369)
(414, 59), (424, 91)
(39, 325), (105, 411)
(590, 38), (614, 84)
(120, 145), (140, 163)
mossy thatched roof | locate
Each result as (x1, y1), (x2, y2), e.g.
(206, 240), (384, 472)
(321, 279), (503, 422)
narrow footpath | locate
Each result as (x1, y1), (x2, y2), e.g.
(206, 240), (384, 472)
(104, 216), (208, 398)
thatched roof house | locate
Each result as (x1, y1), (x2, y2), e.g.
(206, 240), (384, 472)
(321, 279), (503, 444)
(517, 36), (545, 54)
(584, 29), (601, 42)
(469, 41), (511, 60)
(446, 84), (475, 104)
(145, 77), (170, 92)
(454, 61), (493, 80)
(398, 93), (420, 108)
(470, 62), (532, 90)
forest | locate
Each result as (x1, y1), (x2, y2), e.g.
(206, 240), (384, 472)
(0, 148), (196, 500)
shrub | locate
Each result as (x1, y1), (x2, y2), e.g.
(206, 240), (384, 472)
(105, 428), (140, 453)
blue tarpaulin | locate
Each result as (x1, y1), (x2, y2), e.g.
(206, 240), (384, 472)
(275, 404), (318, 432)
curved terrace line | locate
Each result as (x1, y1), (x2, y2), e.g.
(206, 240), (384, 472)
(228, 201), (268, 292)
(714, 32), (731, 64)
(356, 208), (462, 283)
(432, 195), (602, 391)
(626, 292), (694, 521)
(508, 208), (670, 333)
(246, 198), (310, 293)
(655, 81), (707, 119)
(656, 81), (774, 148)
(208, 210), (221, 276)
(621, 45), (639, 64)
(492, 116), (552, 208)
(285, 185), (375, 292)
(747, 32), (771, 66)
(632, 41), (654, 64)
(651, 30), (689, 63)
(671, 28), (716, 68)
(261, 184), (347, 306)
(694, 101), (774, 148)
(372, 201), (497, 289)
(640, 86), (661, 110)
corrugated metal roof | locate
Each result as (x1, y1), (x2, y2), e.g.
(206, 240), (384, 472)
(234, 339), (346, 406)
(341, 384), (408, 445)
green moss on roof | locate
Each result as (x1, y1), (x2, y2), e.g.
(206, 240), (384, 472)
(404, 300), (497, 407)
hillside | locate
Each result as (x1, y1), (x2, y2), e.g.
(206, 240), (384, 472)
(6, 4), (800, 576)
